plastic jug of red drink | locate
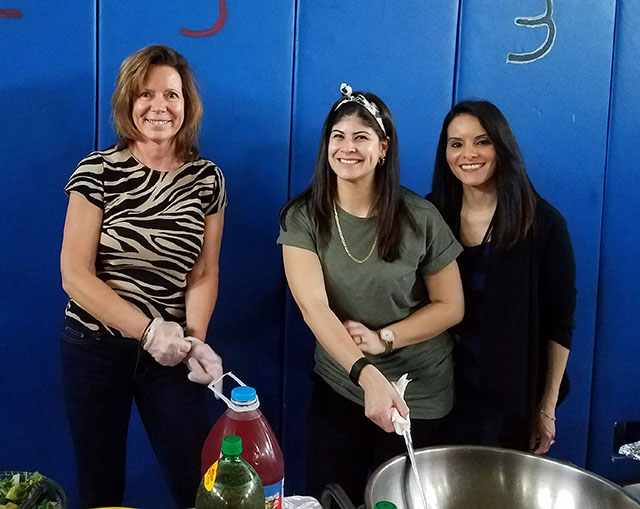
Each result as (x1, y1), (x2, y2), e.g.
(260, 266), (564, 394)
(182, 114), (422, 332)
(202, 372), (285, 509)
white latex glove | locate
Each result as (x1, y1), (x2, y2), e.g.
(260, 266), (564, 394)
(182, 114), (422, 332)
(390, 373), (412, 435)
(184, 337), (223, 388)
(143, 318), (191, 366)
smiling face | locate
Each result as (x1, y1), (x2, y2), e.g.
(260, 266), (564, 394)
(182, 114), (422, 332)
(446, 113), (497, 191)
(328, 114), (388, 186)
(132, 65), (185, 146)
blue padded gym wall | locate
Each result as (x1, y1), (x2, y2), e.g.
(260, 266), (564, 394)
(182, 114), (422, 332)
(0, 0), (96, 502)
(96, 1), (294, 505)
(3, 0), (640, 504)
(589, 0), (640, 485)
(283, 0), (460, 492)
(455, 0), (616, 466)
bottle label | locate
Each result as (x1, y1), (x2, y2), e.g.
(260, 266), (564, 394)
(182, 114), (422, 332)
(264, 478), (284, 509)
(203, 460), (219, 491)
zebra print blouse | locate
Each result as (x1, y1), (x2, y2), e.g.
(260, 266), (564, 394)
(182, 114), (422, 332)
(64, 145), (227, 336)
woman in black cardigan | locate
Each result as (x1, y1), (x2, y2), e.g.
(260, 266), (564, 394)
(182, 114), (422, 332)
(428, 100), (576, 454)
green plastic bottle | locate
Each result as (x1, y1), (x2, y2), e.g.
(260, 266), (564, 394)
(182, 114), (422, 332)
(374, 502), (398, 509)
(195, 435), (265, 509)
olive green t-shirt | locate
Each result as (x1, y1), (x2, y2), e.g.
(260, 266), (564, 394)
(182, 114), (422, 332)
(277, 188), (462, 419)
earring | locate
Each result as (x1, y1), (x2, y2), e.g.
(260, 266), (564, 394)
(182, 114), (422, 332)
(378, 157), (386, 166)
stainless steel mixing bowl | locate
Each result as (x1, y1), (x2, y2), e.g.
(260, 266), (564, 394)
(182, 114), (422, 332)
(365, 446), (640, 509)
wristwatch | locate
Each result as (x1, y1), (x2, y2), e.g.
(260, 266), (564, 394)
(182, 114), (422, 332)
(379, 327), (395, 354)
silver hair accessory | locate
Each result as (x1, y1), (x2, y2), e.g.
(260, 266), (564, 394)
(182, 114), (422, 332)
(334, 83), (387, 136)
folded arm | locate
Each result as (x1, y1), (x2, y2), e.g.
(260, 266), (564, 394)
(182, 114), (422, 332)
(282, 245), (408, 432)
(344, 260), (464, 355)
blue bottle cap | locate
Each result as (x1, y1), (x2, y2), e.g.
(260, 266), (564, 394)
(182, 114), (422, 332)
(231, 386), (257, 403)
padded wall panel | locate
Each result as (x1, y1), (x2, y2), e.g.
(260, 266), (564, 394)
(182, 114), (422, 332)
(283, 0), (459, 493)
(588, 0), (640, 485)
(0, 1), (96, 504)
(455, 0), (616, 466)
(98, 1), (294, 505)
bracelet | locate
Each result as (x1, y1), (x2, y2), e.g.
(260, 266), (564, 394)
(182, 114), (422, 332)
(349, 357), (372, 386)
(539, 409), (556, 422)
(139, 318), (155, 347)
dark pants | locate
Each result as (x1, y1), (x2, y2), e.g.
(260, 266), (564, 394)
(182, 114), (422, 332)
(444, 383), (530, 451)
(60, 317), (211, 508)
(306, 377), (448, 506)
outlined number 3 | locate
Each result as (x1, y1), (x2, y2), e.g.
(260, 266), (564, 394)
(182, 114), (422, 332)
(507, 0), (555, 64)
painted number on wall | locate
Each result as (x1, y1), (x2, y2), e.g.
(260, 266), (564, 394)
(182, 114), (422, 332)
(181, 0), (227, 37)
(507, 0), (555, 64)
(0, 8), (23, 18)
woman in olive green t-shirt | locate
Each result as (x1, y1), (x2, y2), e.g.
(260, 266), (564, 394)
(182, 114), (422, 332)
(278, 83), (464, 504)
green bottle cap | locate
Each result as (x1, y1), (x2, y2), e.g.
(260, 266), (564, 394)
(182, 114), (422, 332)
(221, 435), (243, 456)
(373, 502), (397, 509)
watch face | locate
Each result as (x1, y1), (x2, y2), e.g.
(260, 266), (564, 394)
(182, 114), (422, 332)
(381, 328), (393, 342)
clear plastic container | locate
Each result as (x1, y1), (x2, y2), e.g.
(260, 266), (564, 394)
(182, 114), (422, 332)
(202, 379), (284, 509)
(196, 435), (264, 509)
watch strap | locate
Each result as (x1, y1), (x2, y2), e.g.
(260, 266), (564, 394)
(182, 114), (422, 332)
(349, 357), (372, 386)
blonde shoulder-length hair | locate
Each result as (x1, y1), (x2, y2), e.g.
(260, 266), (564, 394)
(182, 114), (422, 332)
(111, 45), (203, 162)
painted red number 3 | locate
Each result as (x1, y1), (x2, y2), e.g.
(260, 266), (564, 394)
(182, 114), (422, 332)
(181, 0), (228, 37)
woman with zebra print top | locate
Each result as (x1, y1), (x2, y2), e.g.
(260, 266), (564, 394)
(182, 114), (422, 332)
(60, 45), (225, 508)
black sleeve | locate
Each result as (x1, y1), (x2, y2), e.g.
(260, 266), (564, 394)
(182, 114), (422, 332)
(538, 203), (577, 349)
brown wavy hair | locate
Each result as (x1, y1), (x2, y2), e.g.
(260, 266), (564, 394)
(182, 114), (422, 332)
(111, 45), (203, 161)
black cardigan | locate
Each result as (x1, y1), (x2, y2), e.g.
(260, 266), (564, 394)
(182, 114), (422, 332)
(428, 196), (577, 419)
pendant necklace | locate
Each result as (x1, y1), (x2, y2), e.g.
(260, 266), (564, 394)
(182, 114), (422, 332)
(333, 201), (377, 264)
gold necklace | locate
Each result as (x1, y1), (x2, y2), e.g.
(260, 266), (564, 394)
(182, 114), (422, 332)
(333, 201), (377, 264)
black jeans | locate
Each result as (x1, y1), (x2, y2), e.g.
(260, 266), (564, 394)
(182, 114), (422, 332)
(444, 382), (530, 451)
(60, 317), (211, 508)
(306, 376), (448, 506)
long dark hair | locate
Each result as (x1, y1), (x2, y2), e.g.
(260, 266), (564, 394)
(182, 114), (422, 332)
(431, 100), (538, 251)
(280, 90), (415, 262)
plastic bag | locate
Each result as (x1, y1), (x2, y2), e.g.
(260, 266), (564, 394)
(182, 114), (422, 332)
(284, 495), (323, 508)
(619, 440), (640, 461)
